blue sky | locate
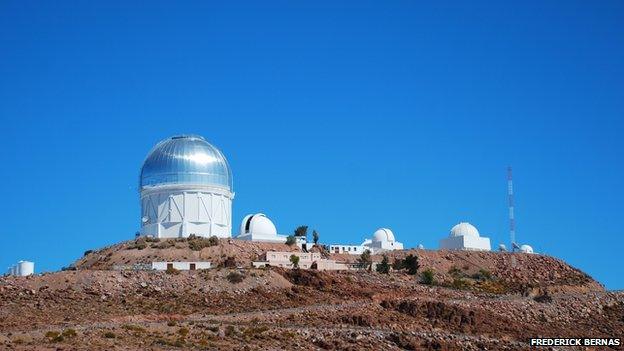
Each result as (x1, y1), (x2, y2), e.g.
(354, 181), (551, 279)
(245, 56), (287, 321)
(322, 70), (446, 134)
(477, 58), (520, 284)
(1, 1), (622, 288)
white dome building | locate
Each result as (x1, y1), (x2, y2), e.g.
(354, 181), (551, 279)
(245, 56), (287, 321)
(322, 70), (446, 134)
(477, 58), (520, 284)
(236, 213), (287, 243)
(365, 228), (403, 253)
(439, 222), (491, 251)
(139, 135), (234, 238)
(519, 244), (534, 254)
(450, 222), (480, 238)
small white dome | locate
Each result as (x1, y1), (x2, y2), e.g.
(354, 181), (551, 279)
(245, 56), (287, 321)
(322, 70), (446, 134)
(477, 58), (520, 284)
(519, 244), (534, 254)
(417, 244), (424, 250)
(372, 228), (395, 243)
(240, 213), (277, 236)
(450, 222), (480, 238)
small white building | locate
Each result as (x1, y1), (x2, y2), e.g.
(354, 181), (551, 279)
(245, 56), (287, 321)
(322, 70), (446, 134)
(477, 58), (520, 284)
(236, 213), (288, 243)
(152, 261), (211, 271)
(330, 228), (404, 255)
(519, 244), (535, 254)
(6, 261), (34, 276)
(439, 222), (491, 251)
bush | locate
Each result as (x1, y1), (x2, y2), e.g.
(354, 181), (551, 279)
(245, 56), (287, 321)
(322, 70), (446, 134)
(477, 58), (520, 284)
(392, 258), (403, 271)
(448, 266), (463, 278)
(452, 277), (469, 290)
(83, 250), (93, 257)
(226, 271), (244, 284)
(188, 235), (219, 251)
(421, 269), (435, 285)
(62, 329), (77, 338)
(294, 225), (308, 237)
(45, 331), (63, 342)
(285, 235), (296, 246)
(402, 254), (420, 275)
(358, 250), (372, 270)
(290, 254), (300, 268)
(376, 255), (390, 274)
(471, 269), (492, 281)
(103, 332), (116, 339)
(178, 327), (189, 336)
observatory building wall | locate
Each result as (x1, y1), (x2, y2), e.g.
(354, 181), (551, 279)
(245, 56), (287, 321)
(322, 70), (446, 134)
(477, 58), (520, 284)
(141, 185), (232, 238)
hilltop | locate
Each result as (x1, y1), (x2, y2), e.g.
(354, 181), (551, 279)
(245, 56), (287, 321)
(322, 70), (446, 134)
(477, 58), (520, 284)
(0, 238), (621, 350)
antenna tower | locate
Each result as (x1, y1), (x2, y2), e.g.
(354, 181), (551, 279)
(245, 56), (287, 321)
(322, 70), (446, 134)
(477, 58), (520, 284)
(507, 166), (516, 252)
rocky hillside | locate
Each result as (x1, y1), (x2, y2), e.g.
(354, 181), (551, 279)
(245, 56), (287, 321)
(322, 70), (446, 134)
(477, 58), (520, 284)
(0, 239), (618, 350)
(0, 268), (622, 350)
(76, 237), (603, 295)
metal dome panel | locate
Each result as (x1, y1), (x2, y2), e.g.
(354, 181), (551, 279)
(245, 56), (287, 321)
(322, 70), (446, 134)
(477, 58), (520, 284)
(140, 135), (232, 190)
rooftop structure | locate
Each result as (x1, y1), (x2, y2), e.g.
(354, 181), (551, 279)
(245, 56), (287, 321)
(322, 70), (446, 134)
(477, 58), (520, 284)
(519, 244), (534, 254)
(439, 222), (491, 251)
(138, 135), (234, 238)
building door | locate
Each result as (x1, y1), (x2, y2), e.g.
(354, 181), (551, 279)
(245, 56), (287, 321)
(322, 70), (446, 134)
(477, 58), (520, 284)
(189, 263), (196, 270)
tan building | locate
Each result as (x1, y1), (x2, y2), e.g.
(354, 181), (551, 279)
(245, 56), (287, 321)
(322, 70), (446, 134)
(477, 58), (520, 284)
(253, 251), (348, 270)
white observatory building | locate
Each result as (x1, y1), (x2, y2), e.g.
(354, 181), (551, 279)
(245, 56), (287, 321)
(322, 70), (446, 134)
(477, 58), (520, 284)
(237, 213), (287, 243)
(439, 222), (491, 251)
(330, 228), (404, 255)
(139, 135), (234, 238)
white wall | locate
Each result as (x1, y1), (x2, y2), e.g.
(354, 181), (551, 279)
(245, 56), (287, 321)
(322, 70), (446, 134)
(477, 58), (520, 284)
(140, 184), (233, 238)
(151, 261), (211, 271)
(439, 235), (491, 251)
(236, 232), (287, 243)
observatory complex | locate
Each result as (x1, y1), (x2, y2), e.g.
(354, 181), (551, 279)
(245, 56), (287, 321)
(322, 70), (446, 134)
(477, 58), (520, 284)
(136, 134), (534, 256)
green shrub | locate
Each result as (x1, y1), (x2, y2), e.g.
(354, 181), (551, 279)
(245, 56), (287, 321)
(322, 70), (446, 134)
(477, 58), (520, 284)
(376, 255), (390, 274)
(83, 250), (93, 256)
(421, 269), (435, 285)
(402, 254), (420, 275)
(103, 332), (116, 339)
(178, 327), (189, 336)
(290, 255), (300, 268)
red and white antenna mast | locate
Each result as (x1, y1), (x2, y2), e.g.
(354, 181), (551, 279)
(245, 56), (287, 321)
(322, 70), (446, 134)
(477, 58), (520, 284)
(507, 166), (517, 252)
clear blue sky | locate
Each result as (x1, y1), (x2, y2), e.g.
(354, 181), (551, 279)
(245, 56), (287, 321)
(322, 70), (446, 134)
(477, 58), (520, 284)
(1, 1), (622, 289)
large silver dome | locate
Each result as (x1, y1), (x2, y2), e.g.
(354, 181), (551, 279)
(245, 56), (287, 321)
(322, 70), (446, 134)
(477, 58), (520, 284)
(140, 135), (232, 190)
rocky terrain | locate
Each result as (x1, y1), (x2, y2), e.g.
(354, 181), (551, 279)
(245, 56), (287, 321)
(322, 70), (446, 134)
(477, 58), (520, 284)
(0, 238), (622, 350)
